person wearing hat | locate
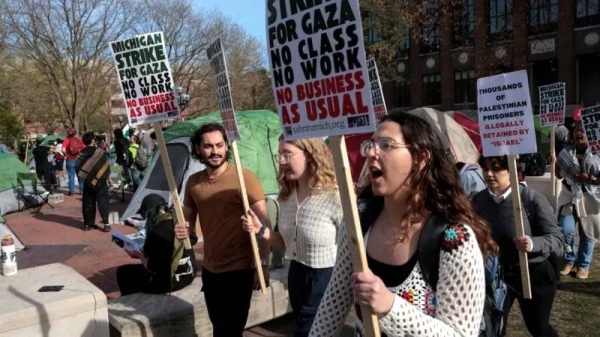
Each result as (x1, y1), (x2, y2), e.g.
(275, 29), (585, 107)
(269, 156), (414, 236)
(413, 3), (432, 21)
(116, 194), (197, 295)
(32, 135), (53, 192)
(0, 135), (9, 154)
(62, 128), (84, 195)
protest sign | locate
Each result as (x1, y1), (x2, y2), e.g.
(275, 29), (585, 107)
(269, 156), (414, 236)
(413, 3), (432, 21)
(206, 38), (241, 141)
(477, 69), (535, 299)
(581, 104), (600, 155)
(539, 82), (566, 127)
(266, 0), (376, 140)
(367, 58), (387, 121)
(206, 38), (266, 293)
(477, 70), (537, 157)
(267, 1), (379, 335)
(110, 32), (180, 126)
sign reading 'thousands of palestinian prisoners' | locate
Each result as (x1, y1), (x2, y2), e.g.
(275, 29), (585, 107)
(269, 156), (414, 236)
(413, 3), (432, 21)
(266, 0), (376, 139)
(477, 70), (537, 156)
(367, 58), (387, 122)
(581, 104), (600, 155)
(110, 32), (180, 126)
(206, 38), (241, 141)
(539, 82), (566, 127)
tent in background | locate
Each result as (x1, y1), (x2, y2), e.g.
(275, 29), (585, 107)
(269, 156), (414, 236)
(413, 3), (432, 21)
(0, 153), (37, 216)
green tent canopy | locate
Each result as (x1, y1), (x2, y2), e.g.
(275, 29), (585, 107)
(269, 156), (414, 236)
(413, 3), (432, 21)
(0, 153), (35, 215)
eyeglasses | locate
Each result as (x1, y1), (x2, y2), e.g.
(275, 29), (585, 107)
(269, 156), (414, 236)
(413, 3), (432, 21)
(273, 152), (303, 163)
(360, 138), (410, 157)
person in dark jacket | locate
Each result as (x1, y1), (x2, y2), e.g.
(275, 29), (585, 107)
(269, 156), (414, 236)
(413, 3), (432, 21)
(77, 132), (111, 232)
(116, 194), (197, 295)
(473, 155), (563, 337)
(113, 128), (130, 186)
(32, 136), (53, 192)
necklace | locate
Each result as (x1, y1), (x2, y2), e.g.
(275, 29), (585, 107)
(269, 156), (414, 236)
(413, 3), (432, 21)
(384, 208), (407, 244)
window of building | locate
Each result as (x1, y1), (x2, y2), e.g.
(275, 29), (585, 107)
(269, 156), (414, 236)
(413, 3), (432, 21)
(453, 0), (475, 47)
(397, 25), (410, 56)
(422, 74), (442, 106)
(420, 24), (439, 54)
(395, 80), (411, 108)
(530, 0), (558, 33)
(368, 12), (380, 43)
(454, 70), (476, 105)
(577, 0), (600, 27)
(489, 0), (513, 41)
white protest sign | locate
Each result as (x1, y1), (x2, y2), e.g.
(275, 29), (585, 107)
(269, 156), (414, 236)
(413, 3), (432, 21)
(367, 58), (387, 122)
(581, 104), (600, 155)
(266, 0), (376, 140)
(539, 82), (566, 127)
(110, 32), (180, 126)
(206, 38), (241, 141)
(477, 70), (537, 156)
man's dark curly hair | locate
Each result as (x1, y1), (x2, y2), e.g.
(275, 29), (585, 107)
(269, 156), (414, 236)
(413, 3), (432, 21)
(190, 123), (231, 163)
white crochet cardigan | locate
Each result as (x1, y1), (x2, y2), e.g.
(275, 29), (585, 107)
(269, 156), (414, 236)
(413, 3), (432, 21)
(309, 222), (486, 337)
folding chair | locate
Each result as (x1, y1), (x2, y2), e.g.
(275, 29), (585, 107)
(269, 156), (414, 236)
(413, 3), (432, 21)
(108, 172), (126, 202)
(16, 172), (54, 213)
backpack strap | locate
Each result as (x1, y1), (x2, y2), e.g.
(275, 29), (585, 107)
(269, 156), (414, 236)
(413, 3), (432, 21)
(418, 214), (449, 290)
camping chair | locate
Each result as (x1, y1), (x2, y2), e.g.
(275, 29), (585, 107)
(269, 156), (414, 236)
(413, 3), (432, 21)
(108, 180), (126, 202)
(16, 172), (53, 213)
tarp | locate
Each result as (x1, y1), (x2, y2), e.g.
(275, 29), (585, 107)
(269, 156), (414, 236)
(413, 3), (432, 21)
(0, 153), (37, 216)
(446, 111), (482, 153)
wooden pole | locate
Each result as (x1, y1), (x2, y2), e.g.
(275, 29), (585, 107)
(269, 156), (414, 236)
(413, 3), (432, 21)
(231, 140), (267, 294)
(24, 135), (30, 164)
(153, 123), (191, 250)
(507, 154), (532, 299)
(330, 135), (381, 337)
(550, 127), (557, 210)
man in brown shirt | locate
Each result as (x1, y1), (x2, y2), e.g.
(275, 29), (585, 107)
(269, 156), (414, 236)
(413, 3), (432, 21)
(177, 123), (271, 337)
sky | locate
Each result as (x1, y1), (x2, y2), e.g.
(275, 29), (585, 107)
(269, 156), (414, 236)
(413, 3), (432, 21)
(195, 0), (267, 44)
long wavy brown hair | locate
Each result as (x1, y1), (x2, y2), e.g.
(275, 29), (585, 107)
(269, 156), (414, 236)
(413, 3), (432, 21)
(377, 111), (498, 257)
(277, 136), (337, 201)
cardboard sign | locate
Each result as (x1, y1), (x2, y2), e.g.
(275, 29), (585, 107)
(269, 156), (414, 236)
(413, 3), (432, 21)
(206, 38), (241, 141)
(266, 0), (376, 140)
(477, 70), (537, 156)
(367, 58), (387, 122)
(539, 82), (566, 127)
(581, 104), (600, 155)
(110, 32), (180, 126)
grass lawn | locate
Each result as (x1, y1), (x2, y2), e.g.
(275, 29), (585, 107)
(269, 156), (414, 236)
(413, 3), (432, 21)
(507, 247), (600, 337)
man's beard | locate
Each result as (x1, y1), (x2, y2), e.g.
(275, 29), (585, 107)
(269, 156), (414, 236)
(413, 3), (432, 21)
(203, 154), (226, 169)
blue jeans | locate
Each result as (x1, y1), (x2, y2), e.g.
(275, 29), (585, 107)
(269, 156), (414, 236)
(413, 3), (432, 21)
(560, 214), (595, 270)
(66, 159), (82, 194)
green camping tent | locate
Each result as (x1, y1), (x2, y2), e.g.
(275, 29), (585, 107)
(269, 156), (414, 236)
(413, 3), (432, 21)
(164, 109), (282, 195)
(0, 153), (34, 215)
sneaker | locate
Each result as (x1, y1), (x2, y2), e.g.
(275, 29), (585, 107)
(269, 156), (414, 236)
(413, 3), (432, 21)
(560, 263), (574, 276)
(83, 226), (93, 231)
(576, 268), (589, 279)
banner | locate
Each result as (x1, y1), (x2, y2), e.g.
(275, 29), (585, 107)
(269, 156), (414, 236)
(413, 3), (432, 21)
(367, 58), (387, 122)
(477, 70), (537, 156)
(206, 38), (241, 141)
(266, 0), (376, 140)
(539, 82), (566, 127)
(110, 32), (180, 126)
(581, 104), (600, 155)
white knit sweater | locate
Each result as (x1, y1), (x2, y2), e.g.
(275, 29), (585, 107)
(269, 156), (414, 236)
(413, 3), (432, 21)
(309, 222), (486, 337)
(278, 189), (343, 268)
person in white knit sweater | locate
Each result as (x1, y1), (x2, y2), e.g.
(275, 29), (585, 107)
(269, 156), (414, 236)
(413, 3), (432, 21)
(308, 112), (498, 337)
(242, 136), (342, 337)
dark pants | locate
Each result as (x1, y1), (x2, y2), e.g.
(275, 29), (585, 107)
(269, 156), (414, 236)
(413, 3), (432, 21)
(502, 260), (558, 337)
(36, 164), (52, 191)
(117, 264), (170, 296)
(288, 260), (334, 337)
(201, 267), (255, 337)
(82, 181), (109, 228)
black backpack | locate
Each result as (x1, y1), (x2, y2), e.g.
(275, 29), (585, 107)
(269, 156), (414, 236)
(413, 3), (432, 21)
(358, 194), (506, 337)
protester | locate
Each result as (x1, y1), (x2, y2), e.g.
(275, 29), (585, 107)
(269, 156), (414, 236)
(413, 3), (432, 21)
(473, 155), (563, 337)
(128, 134), (143, 189)
(117, 194), (196, 296)
(113, 128), (130, 186)
(32, 136), (53, 191)
(552, 122), (600, 279)
(62, 129), (84, 195)
(310, 112), (494, 337)
(76, 132), (111, 232)
(177, 123), (271, 337)
(242, 136), (342, 337)
(456, 161), (486, 198)
(0, 135), (9, 154)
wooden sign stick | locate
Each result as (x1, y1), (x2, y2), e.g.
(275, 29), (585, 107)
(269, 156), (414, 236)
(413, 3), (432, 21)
(153, 123), (191, 250)
(550, 127), (557, 210)
(24, 135), (30, 164)
(231, 140), (267, 294)
(330, 135), (381, 337)
(507, 154), (532, 299)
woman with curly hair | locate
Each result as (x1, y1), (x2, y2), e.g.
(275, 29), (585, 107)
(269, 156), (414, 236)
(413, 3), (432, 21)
(308, 112), (497, 337)
(242, 136), (342, 337)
